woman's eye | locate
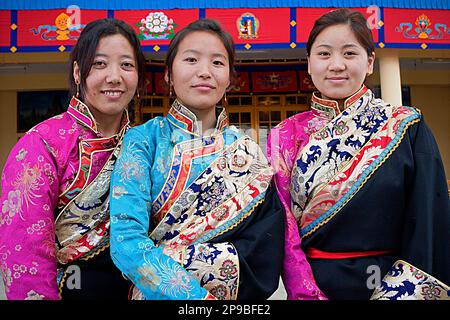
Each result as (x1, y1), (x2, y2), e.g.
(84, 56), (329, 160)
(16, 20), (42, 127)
(318, 52), (330, 56)
(93, 61), (106, 67)
(122, 62), (135, 69)
(345, 51), (357, 56)
(184, 57), (197, 63)
(213, 60), (225, 66)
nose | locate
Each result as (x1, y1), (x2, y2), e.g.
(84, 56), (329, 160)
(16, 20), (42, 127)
(328, 55), (346, 72)
(197, 61), (212, 79)
(106, 64), (122, 84)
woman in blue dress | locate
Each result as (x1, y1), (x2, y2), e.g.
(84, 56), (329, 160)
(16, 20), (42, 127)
(109, 19), (284, 300)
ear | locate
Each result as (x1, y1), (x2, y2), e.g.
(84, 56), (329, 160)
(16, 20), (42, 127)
(307, 56), (311, 75)
(164, 68), (170, 85)
(367, 52), (375, 75)
(73, 61), (80, 84)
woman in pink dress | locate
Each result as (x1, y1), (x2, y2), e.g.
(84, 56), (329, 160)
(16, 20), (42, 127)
(267, 9), (449, 300)
(0, 18), (146, 300)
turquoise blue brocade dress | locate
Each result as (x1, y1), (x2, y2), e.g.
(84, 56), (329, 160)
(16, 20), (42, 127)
(109, 100), (284, 300)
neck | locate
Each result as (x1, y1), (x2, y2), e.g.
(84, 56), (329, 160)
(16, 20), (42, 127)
(189, 106), (217, 135)
(90, 109), (123, 137)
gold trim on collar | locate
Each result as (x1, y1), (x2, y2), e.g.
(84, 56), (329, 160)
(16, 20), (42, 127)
(168, 99), (228, 136)
(67, 96), (130, 137)
(311, 85), (368, 120)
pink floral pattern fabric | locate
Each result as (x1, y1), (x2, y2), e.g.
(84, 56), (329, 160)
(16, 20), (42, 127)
(267, 111), (328, 300)
(0, 98), (118, 300)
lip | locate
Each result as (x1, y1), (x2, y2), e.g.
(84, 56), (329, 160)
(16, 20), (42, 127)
(101, 90), (125, 99)
(326, 77), (348, 81)
(191, 83), (216, 90)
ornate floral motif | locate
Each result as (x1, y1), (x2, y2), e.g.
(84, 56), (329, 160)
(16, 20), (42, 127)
(211, 284), (228, 300)
(2, 190), (22, 224)
(136, 12), (177, 40)
(371, 260), (450, 300)
(25, 290), (45, 300)
(183, 243), (239, 300)
(395, 14), (450, 40)
(110, 100), (274, 300)
(220, 260), (238, 279)
(291, 89), (420, 237)
(0, 96), (129, 299)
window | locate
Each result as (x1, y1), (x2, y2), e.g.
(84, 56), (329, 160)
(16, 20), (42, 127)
(285, 94), (309, 106)
(227, 95), (253, 107)
(372, 86), (411, 106)
(142, 112), (165, 123)
(227, 108), (255, 140)
(17, 90), (70, 132)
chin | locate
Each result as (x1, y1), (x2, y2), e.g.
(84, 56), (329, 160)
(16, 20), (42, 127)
(101, 103), (129, 114)
(185, 100), (218, 110)
(322, 88), (355, 100)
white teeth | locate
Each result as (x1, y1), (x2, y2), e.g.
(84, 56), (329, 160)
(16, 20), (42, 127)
(103, 91), (122, 96)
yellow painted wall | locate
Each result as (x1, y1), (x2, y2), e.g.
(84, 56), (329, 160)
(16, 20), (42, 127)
(410, 85), (450, 179)
(0, 91), (17, 194)
(0, 73), (68, 193)
(401, 69), (450, 179)
(369, 69), (450, 178)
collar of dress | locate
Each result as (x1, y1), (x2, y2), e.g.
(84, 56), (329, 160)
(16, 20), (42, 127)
(67, 96), (130, 137)
(310, 85), (369, 121)
(167, 99), (228, 136)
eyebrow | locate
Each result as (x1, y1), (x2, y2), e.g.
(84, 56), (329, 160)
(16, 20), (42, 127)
(94, 53), (135, 60)
(342, 44), (360, 49)
(182, 49), (228, 59)
(315, 43), (360, 49)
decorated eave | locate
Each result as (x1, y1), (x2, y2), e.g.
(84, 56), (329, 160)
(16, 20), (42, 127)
(1, 0), (449, 53)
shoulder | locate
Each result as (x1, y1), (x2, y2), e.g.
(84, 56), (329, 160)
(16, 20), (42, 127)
(29, 112), (75, 137)
(3, 113), (76, 176)
(394, 105), (422, 119)
(25, 112), (81, 149)
(232, 135), (272, 172)
(274, 110), (314, 131)
(392, 105), (441, 156)
(391, 105), (423, 138)
(13, 112), (77, 157)
(224, 125), (243, 141)
(125, 117), (165, 139)
(224, 130), (263, 158)
(120, 117), (168, 155)
(268, 110), (315, 151)
(270, 110), (315, 141)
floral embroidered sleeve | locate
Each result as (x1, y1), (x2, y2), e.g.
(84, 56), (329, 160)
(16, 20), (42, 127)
(267, 122), (327, 300)
(109, 127), (210, 300)
(0, 133), (59, 300)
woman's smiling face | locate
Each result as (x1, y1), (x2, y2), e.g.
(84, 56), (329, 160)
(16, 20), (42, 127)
(308, 23), (374, 103)
(74, 33), (138, 119)
(167, 31), (230, 113)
